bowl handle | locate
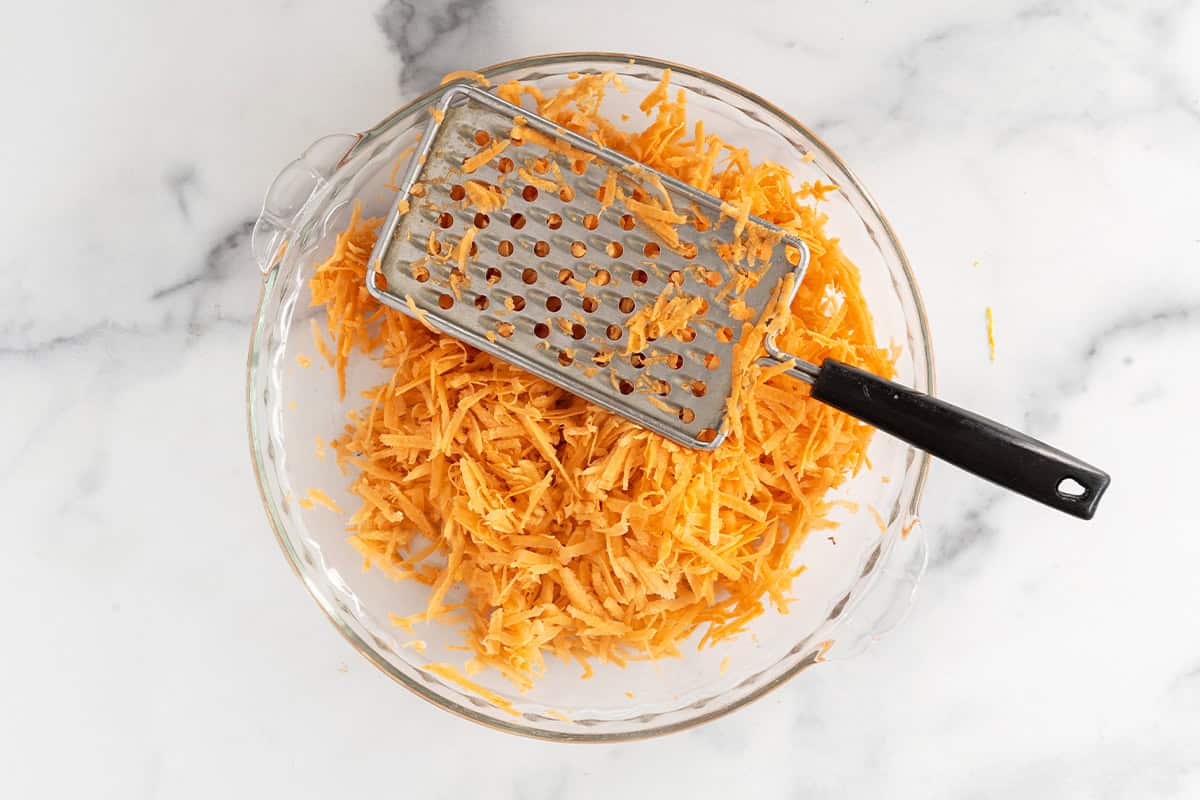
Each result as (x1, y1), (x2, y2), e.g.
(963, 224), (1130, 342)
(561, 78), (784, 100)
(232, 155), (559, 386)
(251, 133), (363, 274)
(821, 519), (928, 662)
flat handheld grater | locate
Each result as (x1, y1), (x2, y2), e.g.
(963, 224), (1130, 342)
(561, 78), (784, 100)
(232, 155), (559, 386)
(367, 84), (1110, 519)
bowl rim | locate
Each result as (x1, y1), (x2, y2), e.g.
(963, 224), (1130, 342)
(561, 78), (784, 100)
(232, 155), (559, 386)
(247, 50), (934, 742)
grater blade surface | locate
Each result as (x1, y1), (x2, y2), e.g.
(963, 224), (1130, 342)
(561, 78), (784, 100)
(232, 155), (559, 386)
(368, 84), (809, 449)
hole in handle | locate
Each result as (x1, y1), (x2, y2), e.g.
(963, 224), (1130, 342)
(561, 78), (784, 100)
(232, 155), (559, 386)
(1056, 477), (1088, 499)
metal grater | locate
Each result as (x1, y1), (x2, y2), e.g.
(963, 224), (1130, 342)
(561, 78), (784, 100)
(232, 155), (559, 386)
(366, 84), (810, 450)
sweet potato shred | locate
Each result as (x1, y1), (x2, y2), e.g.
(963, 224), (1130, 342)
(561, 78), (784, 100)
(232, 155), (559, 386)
(307, 70), (893, 691)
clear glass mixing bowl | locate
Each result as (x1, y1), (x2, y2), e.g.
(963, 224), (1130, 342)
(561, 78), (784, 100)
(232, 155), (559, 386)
(247, 53), (933, 741)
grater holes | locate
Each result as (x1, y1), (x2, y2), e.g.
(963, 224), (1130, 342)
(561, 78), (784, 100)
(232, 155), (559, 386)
(631, 269), (649, 286)
(522, 268), (538, 285)
(605, 324), (622, 341)
(591, 269), (611, 286)
(498, 157), (515, 174)
(473, 213), (490, 229)
(668, 270), (684, 287)
(570, 241), (587, 258)
(618, 297), (635, 314)
(619, 214), (636, 231)
(653, 380), (671, 396)
(559, 186), (575, 202)
(437, 212), (454, 229)
(449, 184), (466, 201)
(581, 296), (599, 313)
(546, 296), (563, 312)
(571, 159), (587, 175)
(679, 408), (696, 424)
(534, 322), (550, 339)
(473, 130), (491, 146)
(413, 265), (431, 283)
(558, 350), (574, 366)
(547, 212), (563, 230)
(679, 327), (697, 343)
(522, 185), (539, 202)
(437, 294), (455, 309)
(509, 130), (524, 146)
(497, 322), (515, 338)
(485, 267), (502, 285)
(510, 213), (526, 229)
(533, 240), (550, 257)
(644, 242), (660, 258)
(498, 240), (514, 257)
(606, 241), (624, 258)
(667, 354), (684, 370)
(680, 242), (698, 260)
(618, 379), (634, 395)
(532, 157), (549, 173)
(557, 268), (573, 284)
(592, 350), (612, 366)
(690, 381), (708, 398)
(703, 353), (720, 370)
(507, 296), (526, 312)
(630, 352), (646, 369)
(583, 214), (599, 231)
(469, 241), (478, 258)
(570, 323), (586, 340)
(473, 295), (489, 310)
(716, 326), (735, 343)
(697, 428), (718, 444)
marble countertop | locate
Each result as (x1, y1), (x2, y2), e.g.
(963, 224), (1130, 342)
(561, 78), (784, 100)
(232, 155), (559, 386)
(4, 0), (1198, 796)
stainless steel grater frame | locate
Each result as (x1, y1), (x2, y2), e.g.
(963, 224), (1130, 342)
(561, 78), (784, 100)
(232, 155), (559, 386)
(366, 84), (811, 450)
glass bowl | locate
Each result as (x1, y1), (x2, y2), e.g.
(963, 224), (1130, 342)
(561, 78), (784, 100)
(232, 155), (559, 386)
(247, 53), (933, 741)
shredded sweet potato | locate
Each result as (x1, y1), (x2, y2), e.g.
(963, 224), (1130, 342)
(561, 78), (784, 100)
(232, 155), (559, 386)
(986, 306), (996, 362)
(308, 70), (893, 691)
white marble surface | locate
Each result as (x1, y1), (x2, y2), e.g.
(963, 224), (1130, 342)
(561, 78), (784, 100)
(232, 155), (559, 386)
(3, 0), (1199, 796)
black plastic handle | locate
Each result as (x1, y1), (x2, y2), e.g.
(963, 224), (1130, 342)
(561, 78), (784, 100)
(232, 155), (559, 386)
(810, 359), (1110, 519)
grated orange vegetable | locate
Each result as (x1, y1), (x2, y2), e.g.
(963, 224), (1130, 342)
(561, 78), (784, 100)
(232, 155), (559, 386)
(425, 663), (518, 716)
(440, 70), (492, 88)
(463, 179), (507, 212)
(986, 306), (996, 362)
(303, 488), (342, 513)
(308, 71), (893, 690)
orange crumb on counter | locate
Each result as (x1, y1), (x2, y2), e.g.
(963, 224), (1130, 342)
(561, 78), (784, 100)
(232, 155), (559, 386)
(986, 306), (996, 362)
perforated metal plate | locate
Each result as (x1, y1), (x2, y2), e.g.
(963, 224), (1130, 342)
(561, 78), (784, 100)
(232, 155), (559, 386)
(367, 85), (808, 449)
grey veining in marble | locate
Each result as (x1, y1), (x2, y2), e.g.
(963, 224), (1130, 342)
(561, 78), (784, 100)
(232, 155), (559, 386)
(2, 0), (1197, 797)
